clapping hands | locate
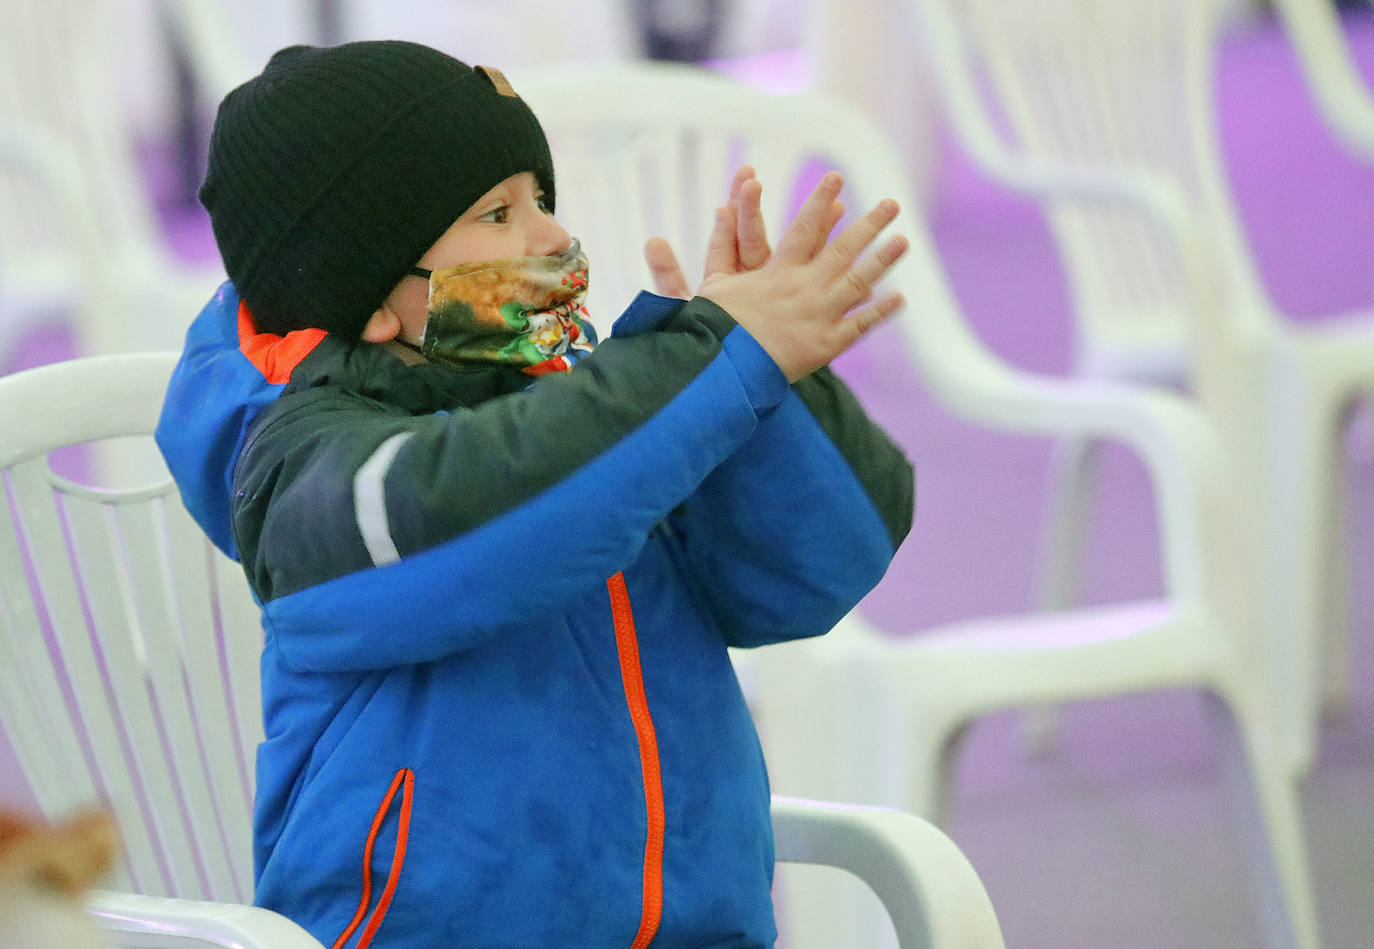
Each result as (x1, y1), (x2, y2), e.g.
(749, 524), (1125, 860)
(642, 165), (908, 382)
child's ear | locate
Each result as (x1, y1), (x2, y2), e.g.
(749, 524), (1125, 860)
(362, 306), (402, 343)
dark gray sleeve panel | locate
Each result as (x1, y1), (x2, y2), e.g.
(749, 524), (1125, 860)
(792, 367), (915, 550)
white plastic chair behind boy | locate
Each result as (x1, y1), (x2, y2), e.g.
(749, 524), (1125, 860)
(904, 0), (1374, 780)
(514, 60), (1321, 949)
(0, 0), (236, 366)
(0, 351), (1004, 948)
(0, 122), (100, 371)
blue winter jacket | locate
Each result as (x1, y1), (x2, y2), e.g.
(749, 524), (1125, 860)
(156, 282), (913, 949)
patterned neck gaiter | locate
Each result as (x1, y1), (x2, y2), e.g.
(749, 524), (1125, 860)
(410, 240), (594, 376)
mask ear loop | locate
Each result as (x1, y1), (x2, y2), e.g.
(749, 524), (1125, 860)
(388, 267), (435, 357)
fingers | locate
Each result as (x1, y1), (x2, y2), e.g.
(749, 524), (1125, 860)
(702, 204), (741, 280)
(735, 177), (771, 271)
(807, 198), (846, 261)
(726, 165), (770, 271)
(824, 198), (901, 276)
(836, 292), (906, 348)
(644, 237), (691, 299)
(728, 164), (755, 204)
(774, 171), (845, 264)
(832, 233), (909, 317)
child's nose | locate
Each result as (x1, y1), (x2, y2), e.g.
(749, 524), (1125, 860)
(531, 212), (572, 258)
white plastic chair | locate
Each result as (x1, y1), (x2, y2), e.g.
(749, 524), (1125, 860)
(906, 0), (1374, 779)
(0, 0), (231, 365)
(0, 122), (101, 371)
(158, 0), (260, 104)
(1271, 0), (1374, 162)
(84, 799), (1003, 949)
(800, 0), (942, 207)
(0, 350), (1004, 948)
(0, 353), (276, 913)
(335, 0), (639, 66)
(515, 60), (1321, 949)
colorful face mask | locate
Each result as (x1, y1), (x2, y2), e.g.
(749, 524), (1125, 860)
(410, 240), (594, 376)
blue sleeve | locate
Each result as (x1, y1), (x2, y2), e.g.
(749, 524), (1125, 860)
(253, 295), (793, 672)
(668, 366), (915, 648)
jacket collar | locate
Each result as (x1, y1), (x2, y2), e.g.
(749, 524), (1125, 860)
(284, 331), (535, 414)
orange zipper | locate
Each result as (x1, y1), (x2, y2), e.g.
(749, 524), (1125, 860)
(607, 572), (666, 949)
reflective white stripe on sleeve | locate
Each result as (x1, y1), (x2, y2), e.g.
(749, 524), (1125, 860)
(353, 431), (415, 566)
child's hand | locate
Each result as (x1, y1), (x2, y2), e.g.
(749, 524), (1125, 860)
(698, 171), (908, 382)
(716, 164), (772, 274)
(644, 165), (771, 298)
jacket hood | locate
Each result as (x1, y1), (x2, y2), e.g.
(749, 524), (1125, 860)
(156, 282), (325, 561)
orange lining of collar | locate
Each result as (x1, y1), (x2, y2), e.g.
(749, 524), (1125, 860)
(237, 301), (327, 385)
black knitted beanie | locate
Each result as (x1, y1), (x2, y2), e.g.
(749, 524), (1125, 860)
(200, 41), (555, 340)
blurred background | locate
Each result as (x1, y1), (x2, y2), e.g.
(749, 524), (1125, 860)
(1, 0), (1371, 946)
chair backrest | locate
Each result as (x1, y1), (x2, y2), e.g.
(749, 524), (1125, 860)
(908, 0), (1277, 373)
(0, 0), (166, 275)
(513, 62), (1000, 404)
(0, 352), (261, 904)
(0, 0), (232, 362)
(513, 61), (1212, 509)
(0, 122), (104, 369)
(516, 62), (831, 324)
(338, 0), (639, 66)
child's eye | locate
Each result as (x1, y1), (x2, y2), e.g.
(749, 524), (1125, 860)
(479, 205), (510, 224)
(536, 195), (553, 214)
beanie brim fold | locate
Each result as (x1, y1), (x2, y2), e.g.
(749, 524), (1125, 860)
(201, 41), (555, 340)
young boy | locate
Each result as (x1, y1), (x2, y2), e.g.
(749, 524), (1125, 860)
(157, 40), (914, 949)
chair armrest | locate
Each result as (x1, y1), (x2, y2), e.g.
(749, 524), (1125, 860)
(771, 795), (1005, 949)
(86, 890), (326, 949)
(1271, 0), (1374, 162)
(87, 806), (1004, 949)
(896, 304), (1226, 606)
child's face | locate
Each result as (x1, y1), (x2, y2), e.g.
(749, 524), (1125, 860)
(378, 171), (571, 347)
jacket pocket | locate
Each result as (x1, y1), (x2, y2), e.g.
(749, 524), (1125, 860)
(331, 768), (415, 949)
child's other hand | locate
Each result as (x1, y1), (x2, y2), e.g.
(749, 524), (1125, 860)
(716, 164), (771, 274)
(698, 171), (908, 382)
(643, 165), (771, 299)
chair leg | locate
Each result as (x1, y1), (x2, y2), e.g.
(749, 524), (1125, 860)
(1203, 691), (1321, 949)
(856, 713), (970, 949)
(759, 657), (954, 949)
(1022, 435), (1103, 757)
(1317, 404), (1355, 721)
(1019, 702), (1062, 761)
(1342, 392), (1374, 467)
(1035, 434), (1104, 610)
(748, 651), (870, 949)
(1267, 391), (1351, 776)
(903, 720), (970, 830)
